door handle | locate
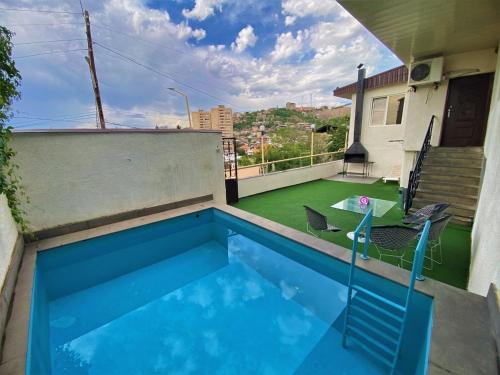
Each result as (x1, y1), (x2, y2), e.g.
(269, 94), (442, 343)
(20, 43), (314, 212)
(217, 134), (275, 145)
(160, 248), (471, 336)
(447, 105), (453, 118)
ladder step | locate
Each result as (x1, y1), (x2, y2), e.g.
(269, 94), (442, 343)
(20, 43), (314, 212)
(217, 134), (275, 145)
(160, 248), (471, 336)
(348, 315), (399, 347)
(353, 294), (404, 323)
(350, 305), (401, 335)
(346, 335), (395, 369)
(352, 284), (405, 312)
(346, 325), (397, 358)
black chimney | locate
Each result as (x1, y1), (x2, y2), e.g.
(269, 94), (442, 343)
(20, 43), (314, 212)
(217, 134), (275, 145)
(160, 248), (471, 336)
(344, 65), (368, 165)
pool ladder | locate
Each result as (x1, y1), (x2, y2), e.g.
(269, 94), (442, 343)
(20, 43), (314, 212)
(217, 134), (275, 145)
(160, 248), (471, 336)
(342, 209), (430, 375)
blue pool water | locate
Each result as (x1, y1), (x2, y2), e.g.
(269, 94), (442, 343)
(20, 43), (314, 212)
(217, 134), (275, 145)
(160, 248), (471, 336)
(28, 209), (433, 374)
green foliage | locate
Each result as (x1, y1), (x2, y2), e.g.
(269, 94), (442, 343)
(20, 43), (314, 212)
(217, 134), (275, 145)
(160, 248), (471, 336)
(0, 26), (30, 233)
(327, 115), (349, 152)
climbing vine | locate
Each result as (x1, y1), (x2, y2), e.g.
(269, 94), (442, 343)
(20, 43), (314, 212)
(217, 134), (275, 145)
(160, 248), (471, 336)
(0, 26), (30, 233)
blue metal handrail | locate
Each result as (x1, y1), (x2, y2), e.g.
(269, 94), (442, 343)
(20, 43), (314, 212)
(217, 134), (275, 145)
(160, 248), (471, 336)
(342, 210), (431, 374)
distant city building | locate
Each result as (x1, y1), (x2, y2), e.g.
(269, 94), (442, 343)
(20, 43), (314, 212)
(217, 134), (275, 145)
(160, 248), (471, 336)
(191, 110), (211, 130)
(211, 105), (234, 138)
(286, 102), (296, 110)
(192, 105), (234, 138)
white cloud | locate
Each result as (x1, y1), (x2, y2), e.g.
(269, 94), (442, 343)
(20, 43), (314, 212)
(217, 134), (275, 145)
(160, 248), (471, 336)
(282, 0), (341, 18)
(176, 22), (206, 41)
(270, 30), (309, 62)
(230, 25), (257, 53)
(1, 0), (400, 130)
(192, 28), (207, 41)
(285, 15), (297, 26)
(182, 0), (225, 21)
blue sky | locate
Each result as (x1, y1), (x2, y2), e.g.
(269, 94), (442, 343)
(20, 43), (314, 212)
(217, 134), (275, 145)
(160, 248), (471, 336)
(0, 0), (401, 129)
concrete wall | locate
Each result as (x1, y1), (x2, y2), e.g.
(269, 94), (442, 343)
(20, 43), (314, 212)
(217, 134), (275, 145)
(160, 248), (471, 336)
(468, 45), (500, 296)
(11, 130), (226, 232)
(347, 84), (408, 179)
(0, 194), (23, 353)
(238, 160), (343, 198)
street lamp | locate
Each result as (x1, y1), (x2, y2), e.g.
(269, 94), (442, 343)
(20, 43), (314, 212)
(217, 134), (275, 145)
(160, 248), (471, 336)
(310, 123), (315, 166)
(168, 87), (192, 128)
(259, 125), (266, 174)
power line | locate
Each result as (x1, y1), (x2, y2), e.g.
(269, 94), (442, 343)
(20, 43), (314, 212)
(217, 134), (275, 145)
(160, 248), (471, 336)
(14, 48), (87, 59)
(0, 7), (81, 15)
(93, 41), (245, 111)
(15, 38), (86, 46)
(91, 22), (189, 57)
(5, 22), (84, 27)
(13, 114), (96, 123)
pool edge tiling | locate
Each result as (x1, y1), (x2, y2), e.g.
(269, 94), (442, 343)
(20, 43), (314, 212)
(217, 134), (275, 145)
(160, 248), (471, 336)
(0, 202), (497, 375)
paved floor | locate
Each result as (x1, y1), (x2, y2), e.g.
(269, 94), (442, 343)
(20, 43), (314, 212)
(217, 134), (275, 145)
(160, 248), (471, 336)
(326, 174), (380, 184)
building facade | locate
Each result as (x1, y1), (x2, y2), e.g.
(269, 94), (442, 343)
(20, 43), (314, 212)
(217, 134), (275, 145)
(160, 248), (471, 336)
(192, 105), (234, 138)
(191, 110), (211, 131)
(211, 105), (234, 138)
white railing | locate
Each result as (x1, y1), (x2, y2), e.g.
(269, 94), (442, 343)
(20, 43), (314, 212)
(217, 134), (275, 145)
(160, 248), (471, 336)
(238, 151), (344, 178)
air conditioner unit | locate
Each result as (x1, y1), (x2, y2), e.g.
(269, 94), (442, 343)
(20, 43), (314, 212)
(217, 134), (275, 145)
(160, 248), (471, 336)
(409, 57), (444, 86)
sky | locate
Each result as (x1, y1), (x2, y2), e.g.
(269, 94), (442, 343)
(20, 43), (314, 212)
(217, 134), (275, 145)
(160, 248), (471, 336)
(0, 0), (401, 129)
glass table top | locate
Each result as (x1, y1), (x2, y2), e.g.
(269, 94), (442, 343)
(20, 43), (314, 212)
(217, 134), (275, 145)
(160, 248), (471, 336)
(331, 195), (396, 217)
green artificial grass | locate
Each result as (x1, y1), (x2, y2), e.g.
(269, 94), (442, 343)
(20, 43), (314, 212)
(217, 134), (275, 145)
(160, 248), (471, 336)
(232, 179), (471, 289)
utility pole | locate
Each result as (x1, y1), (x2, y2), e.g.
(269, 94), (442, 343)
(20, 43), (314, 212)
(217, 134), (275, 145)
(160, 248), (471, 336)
(84, 10), (106, 129)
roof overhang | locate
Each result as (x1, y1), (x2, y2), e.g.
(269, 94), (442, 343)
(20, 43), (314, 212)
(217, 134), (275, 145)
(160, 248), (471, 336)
(338, 0), (500, 63)
(334, 65), (408, 98)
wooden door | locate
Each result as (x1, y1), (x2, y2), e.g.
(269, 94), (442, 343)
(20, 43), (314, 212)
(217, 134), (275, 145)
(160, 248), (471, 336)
(441, 73), (493, 147)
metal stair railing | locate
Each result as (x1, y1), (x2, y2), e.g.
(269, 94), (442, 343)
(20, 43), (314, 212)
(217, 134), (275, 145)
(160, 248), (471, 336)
(342, 209), (431, 374)
(404, 115), (436, 214)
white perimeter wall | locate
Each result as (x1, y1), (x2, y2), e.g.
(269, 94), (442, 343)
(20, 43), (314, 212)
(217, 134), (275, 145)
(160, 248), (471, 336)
(0, 193), (21, 346)
(238, 160), (343, 198)
(11, 131), (226, 231)
(469, 44), (500, 296)
(0, 194), (19, 293)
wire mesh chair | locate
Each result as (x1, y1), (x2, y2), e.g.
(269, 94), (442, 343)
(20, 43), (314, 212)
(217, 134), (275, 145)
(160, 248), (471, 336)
(304, 205), (341, 237)
(369, 225), (420, 266)
(416, 214), (452, 270)
(402, 203), (450, 225)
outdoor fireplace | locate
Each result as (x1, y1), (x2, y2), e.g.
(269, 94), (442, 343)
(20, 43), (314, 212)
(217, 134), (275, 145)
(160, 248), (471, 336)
(343, 65), (369, 174)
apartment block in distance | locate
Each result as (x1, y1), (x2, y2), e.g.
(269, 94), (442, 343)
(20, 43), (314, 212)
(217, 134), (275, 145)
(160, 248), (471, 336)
(192, 105), (234, 138)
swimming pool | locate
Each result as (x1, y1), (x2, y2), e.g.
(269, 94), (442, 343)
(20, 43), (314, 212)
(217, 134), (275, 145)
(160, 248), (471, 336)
(27, 208), (433, 374)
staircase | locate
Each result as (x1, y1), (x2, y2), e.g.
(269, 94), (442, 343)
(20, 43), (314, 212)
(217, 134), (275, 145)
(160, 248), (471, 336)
(413, 146), (484, 225)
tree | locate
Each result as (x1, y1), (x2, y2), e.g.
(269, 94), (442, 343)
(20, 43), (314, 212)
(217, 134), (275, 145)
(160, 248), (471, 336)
(0, 26), (28, 232)
(327, 115), (349, 152)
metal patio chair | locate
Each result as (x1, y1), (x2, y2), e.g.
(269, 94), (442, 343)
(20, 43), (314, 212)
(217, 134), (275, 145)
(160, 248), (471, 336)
(402, 203), (450, 225)
(369, 225), (420, 267)
(416, 214), (453, 270)
(304, 205), (341, 237)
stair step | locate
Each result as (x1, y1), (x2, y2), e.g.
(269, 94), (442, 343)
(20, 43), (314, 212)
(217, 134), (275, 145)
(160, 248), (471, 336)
(353, 293), (404, 323)
(418, 181), (479, 196)
(423, 157), (483, 169)
(412, 197), (475, 218)
(416, 190), (478, 207)
(352, 284), (405, 312)
(421, 165), (482, 177)
(408, 207), (473, 225)
(420, 172), (480, 186)
(346, 325), (396, 358)
(346, 335), (395, 368)
(347, 315), (399, 345)
(428, 146), (484, 155)
(350, 304), (400, 335)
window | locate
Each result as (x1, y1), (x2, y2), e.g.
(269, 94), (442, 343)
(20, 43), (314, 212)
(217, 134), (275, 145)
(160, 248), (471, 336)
(370, 94), (405, 126)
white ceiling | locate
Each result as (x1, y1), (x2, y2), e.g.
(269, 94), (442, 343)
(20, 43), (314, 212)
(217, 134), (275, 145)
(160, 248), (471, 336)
(338, 0), (500, 63)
